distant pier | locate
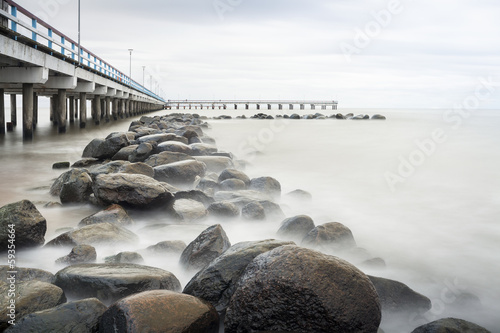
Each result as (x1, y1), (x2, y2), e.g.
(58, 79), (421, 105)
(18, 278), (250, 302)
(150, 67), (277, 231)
(166, 100), (338, 111)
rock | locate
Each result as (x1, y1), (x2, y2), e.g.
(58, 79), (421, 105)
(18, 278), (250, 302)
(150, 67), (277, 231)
(82, 138), (104, 158)
(119, 162), (155, 178)
(190, 143), (218, 156)
(220, 178), (246, 191)
(105, 251), (144, 264)
(218, 169), (251, 186)
(92, 173), (174, 209)
(0, 200), (46, 250)
(207, 201), (240, 218)
(184, 240), (294, 314)
(144, 151), (194, 167)
(4, 298), (107, 333)
(172, 199), (208, 222)
(45, 222), (138, 248)
(88, 160), (130, 178)
(335, 113), (345, 119)
(362, 257), (387, 269)
(154, 160), (206, 185)
(138, 133), (177, 144)
(56, 244), (97, 265)
(285, 189), (312, 201)
(129, 142), (154, 162)
(180, 224), (231, 271)
(52, 161), (70, 169)
(54, 263), (181, 305)
(242, 202), (266, 220)
(91, 133), (131, 159)
(99, 290), (219, 333)
(174, 190), (215, 206)
(371, 114), (386, 120)
(112, 144), (138, 161)
(249, 176), (281, 198)
(410, 318), (491, 333)
(78, 204), (134, 227)
(50, 168), (91, 197)
(277, 215), (315, 241)
(0, 280), (66, 331)
(0, 266), (54, 283)
(368, 276), (431, 314)
(302, 222), (357, 252)
(146, 240), (187, 255)
(59, 170), (93, 204)
(259, 200), (286, 220)
(71, 158), (100, 168)
(194, 156), (234, 173)
(290, 113), (300, 119)
(224, 245), (381, 333)
(156, 141), (193, 155)
(214, 190), (273, 202)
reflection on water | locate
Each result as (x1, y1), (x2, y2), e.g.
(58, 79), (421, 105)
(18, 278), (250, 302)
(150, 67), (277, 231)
(1, 107), (499, 332)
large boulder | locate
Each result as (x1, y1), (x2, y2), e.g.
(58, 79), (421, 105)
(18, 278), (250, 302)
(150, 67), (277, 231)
(4, 298), (107, 333)
(0, 200), (46, 250)
(172, 199), (208, 222)
(218, 169), (251, 186)
(144, 151), (194, 167)
(112, 144), (138, 161)
(88, 160), (129, 178)
(190, 143), (218, 156)
(156, 141), (193, 155)
(0, 280), (66, 330)
(100, 290), (219, 333)
(184, 240), (294, 314)
(219, 179), (246, 191)
(224, 245), (381, 333)
(249, 176), (281, 198)
(302, 222), (357, 252)
(56, 244), (97, 265)
(194, 156), (234, 173)
(146, 240), (187, 255)
(411, 318), (491, 333)
(92, 173), (174, 209)
(207, 201), (240, 218)
(59, 170), (93, 204)
(119, 162), (155, 178)
(368, 276), (431, 314)
(78, 204), (134, 227)
(105, 251), (144, 264)
(242, 201), (266, 220)
(54, 263), (181, 305)
(0, 266), (54, 284)
(277, 215), (315, 241)
(180, 224), (231, 271)
(50, 168), (89, 196)
(154, 160), (207, 186)
(129, 142), (154, 162)
(91, 133), (131, 159)
(45, 222), (138, 248)
(82, 138), (104, 158)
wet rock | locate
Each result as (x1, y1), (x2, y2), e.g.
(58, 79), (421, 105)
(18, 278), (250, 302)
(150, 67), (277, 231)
(144, 151), (194, 167)
(54, 263), (181, 305)
(0, 266), (54, 283)
(0, 280), (66, 331)
(290, 113), (300, 119)
(218, 169), (251, 186)
(138, 133), (177, 144)
(91, 133), (131, 160)
(285, 189), (312, 201)
(180, 224), (231, 271)
(0, 200), (46, 250)
(277, 215), (315, 241)
(129, 142), (154, 162)
(194, 156), (234, 173)
(56, 244), (97, 265)
(59, 170), (93, 204)
(154, 160), (206, 185)
(52, 161), (70, 169)
(146, 240), (187, 255)
(174, 190), (215, 206)
(112, 144), (138, 161)
(336, 113), (345, 119)
(78, 204), (134, 227)
(224, 245), (381, 333)
(45, 222), (138, 248)
(242, 202), (266, 220)
(371, 114), (387, 120)
(190, 143), (218, 156)
(156, 141), (193, 155)
(82, 138), (104, 158)
(207, 201), (240, 218)
(50, 168), (90, 197)
(411, 317), (491, 333)
(4, 298), (107, 333)
(105, 251), (144, 264)
(172, 199), (208, 222)
(71, 158), (101, 168)
(214, 190), (272, 202)
(92, 173), (174, 209)
(119, 162), (154, 178)
(220, 178), (246, 191)
(302, 222), (357, 252)
(259, 200), (286, 220)
(362, 257), (387, 269)
(249, 176), (281, 198)
(184, 240), (294, 314)
(100, 290), (219, 333)
(196, 174), (220, 194)
(368, 276), (431, 314)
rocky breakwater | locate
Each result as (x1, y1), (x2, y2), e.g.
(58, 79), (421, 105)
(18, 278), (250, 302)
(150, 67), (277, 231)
(0, 112), (491, 333)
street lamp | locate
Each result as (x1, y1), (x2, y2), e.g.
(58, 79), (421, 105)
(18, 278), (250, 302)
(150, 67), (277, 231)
(77, 0), (81, 65)
(128, 49), (133, 85)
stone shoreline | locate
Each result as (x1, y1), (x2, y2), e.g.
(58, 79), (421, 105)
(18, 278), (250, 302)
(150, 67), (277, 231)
(0, 113), (490, 332)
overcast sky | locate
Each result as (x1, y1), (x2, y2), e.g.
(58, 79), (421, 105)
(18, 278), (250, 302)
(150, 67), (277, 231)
(12, 0), (500, 108)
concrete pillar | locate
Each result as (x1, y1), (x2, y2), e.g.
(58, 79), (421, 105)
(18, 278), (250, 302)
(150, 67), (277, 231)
(300, 104), (304, 110)
(79, 93), (87, 128)
(33, 92), (38, 129)
(0, 88), (4, 135)
(311, 104), (315, 110)
(289, 104), (294, 110)
(105, 97), (111, 122)
(121, 100), (125, 118)
(22, 83), (34, 140)
(268, 104), (271, 110)
(56, 89), (67, 133)
(10, 94), (17, 127)
(257, 104), (260, 110)
(234, 104), (237, 109)
(279, 104), (282, 110)
(93, 96), (101, 125)
(69, 96), (75, 123)
(50, 96), (57, 125)
(112, 99), (118, 120)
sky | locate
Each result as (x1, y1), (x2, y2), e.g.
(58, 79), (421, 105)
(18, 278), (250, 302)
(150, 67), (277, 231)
(10, 0), (500, 108)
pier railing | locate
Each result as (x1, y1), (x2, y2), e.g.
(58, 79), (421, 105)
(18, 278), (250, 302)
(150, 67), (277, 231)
(0, 0), (165, 103)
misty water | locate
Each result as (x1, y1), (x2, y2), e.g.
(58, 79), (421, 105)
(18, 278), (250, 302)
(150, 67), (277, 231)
(1, 104), (499, 332)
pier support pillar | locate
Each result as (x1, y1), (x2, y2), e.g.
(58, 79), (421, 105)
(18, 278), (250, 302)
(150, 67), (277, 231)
(0, 88), (4, 135)
(10, 94), (17, 127)
(92, 96), (101, 125)
(279, 104), (282, 110)
(121, 100), (126, 118)
(50, 96), (56, 125)
(69, 96), (75, 123)
(234, 104), (237, 109)
(105, 97), (111, 122)
(33, 92), (38, 130)
(56, 89), (67, 133)
(311, 104), (315, 110)
(79, 93), (87, 128)
(257, 104), (260, 110)
(22, 83), (34, 140)
(112, 98), (118, 120)
(289, 104), (293, 110)
(268, 104), (271, 110)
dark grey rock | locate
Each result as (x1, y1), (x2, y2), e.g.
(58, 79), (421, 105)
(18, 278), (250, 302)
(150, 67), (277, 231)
(0, 266), (54, 284)
(171, 199), (208, 222)
(112, 145), (138, 161)
(242, 202), (266, 220)
(78, 204), (134, 227)
(277, 215), (315, 240)
(0, 200), (46, 250)
(92, 133), (131, 160)
(194, 156), (234, 173)
(153, 160), (206, 185)
(119, 162), (155, 178)
(156, 141), (192, 155)
(105, 251), (144, 264)
(52, 161), (70, 169)
(219, 179), (246, 191)
(207, 201), (240, 218)
(218, 169), (250, 186)
(146, 240), (187, 255)
(59, 170), (93, 204)
(56, 244), (97, 265)
(129, 142), (154, 162)
(82, 138), (104, 158)
(249, 176), (281, 198)
(144, 151), (194, 167)
(411, 317), (491, 333)
(302, 222), (357, 252)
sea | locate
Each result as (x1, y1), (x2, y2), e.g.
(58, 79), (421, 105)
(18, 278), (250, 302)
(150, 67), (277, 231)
(1, 103), (499, 332)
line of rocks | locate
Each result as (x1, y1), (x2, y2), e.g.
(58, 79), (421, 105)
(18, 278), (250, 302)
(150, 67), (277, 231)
(211, 112), (387, 120)
(0, 113), (490, 332)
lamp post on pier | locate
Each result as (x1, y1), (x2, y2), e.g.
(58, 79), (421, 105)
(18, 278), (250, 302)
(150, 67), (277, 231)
(128, 48), (133, 86)
(77, 0), (81, 65)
